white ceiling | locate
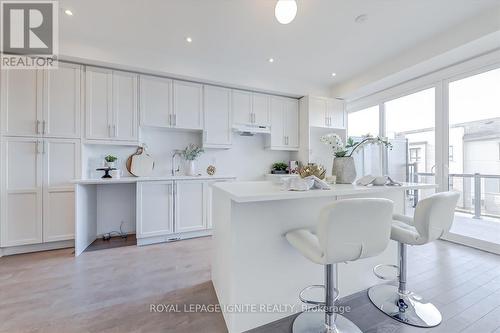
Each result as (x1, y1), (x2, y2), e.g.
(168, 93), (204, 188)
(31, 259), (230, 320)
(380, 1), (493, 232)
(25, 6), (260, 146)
(59, 0), (500, 96)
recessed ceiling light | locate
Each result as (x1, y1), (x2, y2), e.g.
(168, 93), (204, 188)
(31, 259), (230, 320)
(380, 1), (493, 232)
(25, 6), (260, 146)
(331, 73), (337, 77)
(64, 9), (73, 16)
(275, 0), (298, 24)
(268, 58), (275, 63)
(186, 37), (193, 43)
(355, 14), (368, 23)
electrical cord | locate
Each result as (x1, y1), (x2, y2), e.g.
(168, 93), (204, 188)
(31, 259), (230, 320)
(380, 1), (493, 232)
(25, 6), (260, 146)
(102, 221), (128, 240)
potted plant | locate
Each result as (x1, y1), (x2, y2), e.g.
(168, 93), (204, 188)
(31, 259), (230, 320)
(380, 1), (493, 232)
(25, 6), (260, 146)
(271, 162), (288, 174)
(104, 155), (118, 168)
(320, 134), (392, 184)
(181, 144), (204, 176)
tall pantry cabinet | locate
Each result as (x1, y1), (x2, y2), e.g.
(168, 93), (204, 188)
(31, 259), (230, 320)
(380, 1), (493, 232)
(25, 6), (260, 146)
(0, 63), (82, 247)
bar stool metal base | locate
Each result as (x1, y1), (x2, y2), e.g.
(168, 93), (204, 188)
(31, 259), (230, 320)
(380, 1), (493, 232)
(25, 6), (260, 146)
(368, 284), (442, 328)
(292, 310), (363, 333)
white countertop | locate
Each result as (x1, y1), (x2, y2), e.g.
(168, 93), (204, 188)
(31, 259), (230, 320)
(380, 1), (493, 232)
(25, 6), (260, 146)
(212, 181), (437, 203)
(72, 175), (236, 185)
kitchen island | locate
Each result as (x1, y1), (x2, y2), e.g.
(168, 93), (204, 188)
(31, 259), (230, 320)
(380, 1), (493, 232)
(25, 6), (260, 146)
(211, 181), (437, 333)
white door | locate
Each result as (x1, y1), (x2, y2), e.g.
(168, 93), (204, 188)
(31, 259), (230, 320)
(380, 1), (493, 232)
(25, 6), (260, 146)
(175, 181), (205, 232)
(232, 90), (252, 125)
(43, 138), (80, 242)
(113, 71), (138, 141)
(284, 98), (299, 148)
(173, 80), (203, 130)
(1, 69), (42, 136)
(85, 67), (112, 139)
(203, 86), (232, 148)
(309, 97), (328, 128)
(43, 63), (82, 138)
(136, 181), (174, 238)
(139, 75), (172, 128)
(327, 99), (345, 129)
(252, 93), (270, 126)
(269, 97), (285, 148)
(1, 137), (43, 246)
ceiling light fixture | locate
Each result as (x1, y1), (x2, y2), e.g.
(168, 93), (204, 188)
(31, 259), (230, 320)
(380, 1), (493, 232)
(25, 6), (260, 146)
(355, 14), (368, 23)
(268, 58), (275, 63)
(186, 37), (193, 43)
(331, 73), (337, 77)
(275, 0), (297, 25)
(64, 9), (73, 16)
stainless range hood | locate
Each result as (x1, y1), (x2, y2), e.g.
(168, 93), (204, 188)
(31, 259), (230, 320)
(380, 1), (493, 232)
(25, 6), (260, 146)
(232, 124), (271, 136)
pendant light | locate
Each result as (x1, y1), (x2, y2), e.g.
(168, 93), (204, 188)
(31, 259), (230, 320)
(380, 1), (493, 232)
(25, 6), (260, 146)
(275, 0), (297, 25)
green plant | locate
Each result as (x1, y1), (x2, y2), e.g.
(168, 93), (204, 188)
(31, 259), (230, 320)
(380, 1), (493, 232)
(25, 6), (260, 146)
(105, 155), (118, 163)
(272, 162), (288, 171)
(182, 144), (204, 161)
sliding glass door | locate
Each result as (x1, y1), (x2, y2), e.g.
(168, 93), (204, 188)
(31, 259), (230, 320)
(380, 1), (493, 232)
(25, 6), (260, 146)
(444, 67), (500, 252)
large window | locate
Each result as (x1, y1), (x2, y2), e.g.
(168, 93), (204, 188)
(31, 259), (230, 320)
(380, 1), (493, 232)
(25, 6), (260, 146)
(347, 105), (379, 137)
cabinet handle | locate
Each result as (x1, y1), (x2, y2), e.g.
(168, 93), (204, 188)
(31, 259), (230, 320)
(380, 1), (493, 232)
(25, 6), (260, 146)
(107, 124), (111, 137)
(113, 124), (117, 137)
(36, 120), (40, 134)
(42, 120), (46, 134)
(35, 141), (39, 154)
(42, 141), (45, 154)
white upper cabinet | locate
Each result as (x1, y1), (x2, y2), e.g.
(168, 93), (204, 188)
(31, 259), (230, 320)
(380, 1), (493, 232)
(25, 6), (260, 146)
(44, 63), (82, 138)
(307, 96), (345, 129)
(232, 90), (252, 125)
(86, 67), (112, 139)
(173, 80), (203, 130)
(86, 67), (138, 141)
(113, 71), (138, 141)
(267, 97), (299, 150)
(203, 85), (232, 148)
(232, 90), (270, 126)
(140, 75), (172, 128)
(1, 69), (42, 136)
(175, 181), (205, 233)
(252, 93), (270, 126)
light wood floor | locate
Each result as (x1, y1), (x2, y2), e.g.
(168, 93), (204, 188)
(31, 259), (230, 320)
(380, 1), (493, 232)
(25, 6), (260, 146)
(1, 237), (500, 333)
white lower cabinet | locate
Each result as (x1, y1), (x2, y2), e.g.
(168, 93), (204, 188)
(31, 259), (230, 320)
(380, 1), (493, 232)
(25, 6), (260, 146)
(1, 137), (79, 247)
(136, 181), (174, 238)
(136, 179), (231, 243)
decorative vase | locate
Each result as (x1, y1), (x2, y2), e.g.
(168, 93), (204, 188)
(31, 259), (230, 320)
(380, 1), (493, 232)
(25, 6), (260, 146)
(105, 161), (116, 169)
(332, 157), (356, 184)
(185, 160), (196, 176)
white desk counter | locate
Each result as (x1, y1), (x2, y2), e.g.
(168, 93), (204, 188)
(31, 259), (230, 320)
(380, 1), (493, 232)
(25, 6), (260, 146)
(211, 181), (437, 333)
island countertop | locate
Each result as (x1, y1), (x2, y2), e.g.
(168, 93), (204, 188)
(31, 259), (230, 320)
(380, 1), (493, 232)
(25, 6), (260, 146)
(212, 181), (437, 203)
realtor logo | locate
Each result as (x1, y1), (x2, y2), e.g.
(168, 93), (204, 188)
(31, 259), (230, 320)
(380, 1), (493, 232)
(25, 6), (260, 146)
(1, 1), (58, 69)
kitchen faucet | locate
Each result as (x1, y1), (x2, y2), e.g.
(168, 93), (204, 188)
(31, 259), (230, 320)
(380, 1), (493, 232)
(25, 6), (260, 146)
(171, 150), (182, 176)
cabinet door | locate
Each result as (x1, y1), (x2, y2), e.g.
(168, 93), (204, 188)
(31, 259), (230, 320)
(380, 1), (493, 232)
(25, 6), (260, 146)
(1, 137), (43, 247)
(175, 181), (205, 233)
(252, 93), (270, 126)
(327, 99), (345, 129)
(269, 97), (285, 148)
(1, 69), (42, 136)
(232, 90), (252, 125)
(139, 75), (172, 128)
(203, 86), (232, 148)
(309, 97), (328, 128)
(284, 98), (299, 148)
(43, 138), (80, 242)
(113, 71), (138, 141)
(173, 80), (203, 130)
(136, 181), (174, 238)
(85, 67), (112, 139)
(44, 63), (81, 138)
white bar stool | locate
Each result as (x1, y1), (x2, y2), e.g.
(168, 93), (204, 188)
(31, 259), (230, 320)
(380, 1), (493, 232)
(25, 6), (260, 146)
(368, 191), (460, 328)
(285, 198), (394, 333)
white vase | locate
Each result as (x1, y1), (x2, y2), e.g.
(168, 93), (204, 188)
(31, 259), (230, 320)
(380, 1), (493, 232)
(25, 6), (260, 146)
(332, 156), (356, 184)
(105, 161), (116, 169)
(185, 160), (196, 176)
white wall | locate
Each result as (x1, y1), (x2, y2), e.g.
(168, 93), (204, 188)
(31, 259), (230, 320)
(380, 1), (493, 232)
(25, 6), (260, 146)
(83, 127), (293, 181)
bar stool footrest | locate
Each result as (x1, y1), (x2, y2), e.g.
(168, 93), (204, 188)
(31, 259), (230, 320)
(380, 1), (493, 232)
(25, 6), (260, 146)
(299, 284), (339, 307)
(373, 264), (399, 281)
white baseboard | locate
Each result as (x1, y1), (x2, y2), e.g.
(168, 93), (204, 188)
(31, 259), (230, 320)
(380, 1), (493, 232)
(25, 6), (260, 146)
(0, 240), (74, 257)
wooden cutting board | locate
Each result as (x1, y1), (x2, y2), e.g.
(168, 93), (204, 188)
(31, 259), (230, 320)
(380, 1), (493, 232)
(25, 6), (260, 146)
(126, 147), (155, 177)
